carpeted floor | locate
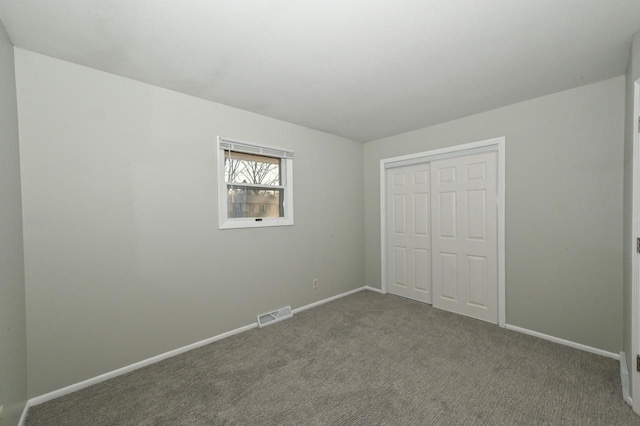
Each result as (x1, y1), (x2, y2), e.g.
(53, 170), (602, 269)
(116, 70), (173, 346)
(26, 290), (640, 425)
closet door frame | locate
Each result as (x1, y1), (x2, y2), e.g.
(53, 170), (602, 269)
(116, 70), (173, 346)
(380, 137), (506, 328)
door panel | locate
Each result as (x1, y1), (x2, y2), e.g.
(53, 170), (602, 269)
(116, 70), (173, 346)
(393, 247), (407, 287)
(385, 151), (498, 323)
(438, 166), (457, 183)
(414, 249), (430, 292)
(439, 252), (458, 300)
(431, 152), (498, 323)
(467, 255), (488, 306)
(439, 192), (457, 238)
(467, 190), (487, 240)
(393, 194), (406, 234)
(386, 163), (432, 303)
(414, 193), (428, 235)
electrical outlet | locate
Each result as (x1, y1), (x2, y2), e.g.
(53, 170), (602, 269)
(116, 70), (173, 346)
(313, 279), (318, 289)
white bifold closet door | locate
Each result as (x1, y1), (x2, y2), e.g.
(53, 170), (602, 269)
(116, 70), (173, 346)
(431, 152), (498, 323)
(386, 163), (432, 303)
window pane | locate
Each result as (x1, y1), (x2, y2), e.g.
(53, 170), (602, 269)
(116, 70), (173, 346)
(227, 186), (284, 218)
(224, 151), (281, 186)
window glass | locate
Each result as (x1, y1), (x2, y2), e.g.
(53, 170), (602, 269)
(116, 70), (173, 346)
(224, 151), (281, 186)
(227, 187), (284, 218)
(218, 137), (294, 229)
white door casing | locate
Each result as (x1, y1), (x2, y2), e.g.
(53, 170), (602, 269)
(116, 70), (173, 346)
(631, 80), (640, 412)
(431, 152), (498, 323)
(379, 137), (506, 328)
(386, 163), (432, 303)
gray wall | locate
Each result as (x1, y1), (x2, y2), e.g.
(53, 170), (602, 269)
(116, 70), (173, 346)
(623, 29), (640, 399)
(14, 49), (364, 397)
(0, 20), (27, 426)
(364, 76), (625, 353)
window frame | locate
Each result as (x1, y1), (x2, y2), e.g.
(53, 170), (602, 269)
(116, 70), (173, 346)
(217, 136), (294, 229)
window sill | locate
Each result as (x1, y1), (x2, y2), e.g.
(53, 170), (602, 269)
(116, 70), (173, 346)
(219, 217), (294, 230)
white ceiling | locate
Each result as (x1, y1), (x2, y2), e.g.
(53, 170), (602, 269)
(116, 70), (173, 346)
(1, 1), (639, 142)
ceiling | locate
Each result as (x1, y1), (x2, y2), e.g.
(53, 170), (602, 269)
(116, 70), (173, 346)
(1, 1), (639, 142)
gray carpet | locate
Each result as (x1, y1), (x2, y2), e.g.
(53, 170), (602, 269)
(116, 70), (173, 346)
(26, 290), (640, 425)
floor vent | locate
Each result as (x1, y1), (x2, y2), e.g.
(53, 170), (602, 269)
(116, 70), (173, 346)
(257, 306), (292, 328)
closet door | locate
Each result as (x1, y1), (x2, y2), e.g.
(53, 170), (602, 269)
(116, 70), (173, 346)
(386, 163), (432, 303)
(431, 152), (498, 323)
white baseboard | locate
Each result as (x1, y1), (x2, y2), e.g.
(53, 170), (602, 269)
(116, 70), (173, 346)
(28, 322), (258, 408)
(621, 351), (632, 406)
(19, 400), (30, 426)
(505, 324), (619, 360)
(24, 286), (371, 415)
(22, 289), (621, 422)
(291, 286), (367, 314)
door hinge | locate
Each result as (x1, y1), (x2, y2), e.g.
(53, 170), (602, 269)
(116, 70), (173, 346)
(636, 354), (640, 372)
(637, 237), (640, 253)
(638, 116), (640, 133)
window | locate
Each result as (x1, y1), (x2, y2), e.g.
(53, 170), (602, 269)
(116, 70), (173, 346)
(218, 136), (294, 229)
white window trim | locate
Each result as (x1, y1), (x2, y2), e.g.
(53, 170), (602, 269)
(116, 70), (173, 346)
(217, 136), (294, 229)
